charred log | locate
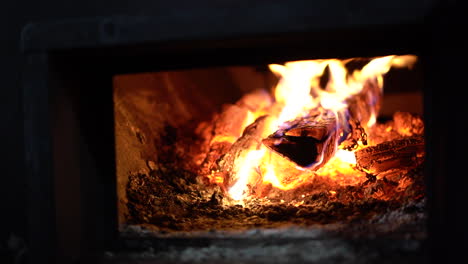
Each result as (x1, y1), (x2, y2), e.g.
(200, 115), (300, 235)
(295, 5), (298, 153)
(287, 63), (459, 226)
(333, 78), (381, 150)
(345, 77), (382, 128)
(339, 118), (367, 151)
(355, 136), (425, 176)
(262, 78), (380, 169)
(262, 110), (338, 169)
(198, 90), (274, 176)
(198, 104), (253, 175)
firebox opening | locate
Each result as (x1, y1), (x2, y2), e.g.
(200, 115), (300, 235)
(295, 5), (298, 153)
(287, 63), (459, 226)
(113, 55), (426, 239)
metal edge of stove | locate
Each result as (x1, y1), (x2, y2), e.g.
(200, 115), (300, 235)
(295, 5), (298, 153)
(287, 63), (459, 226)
(20, 0), (435, 53)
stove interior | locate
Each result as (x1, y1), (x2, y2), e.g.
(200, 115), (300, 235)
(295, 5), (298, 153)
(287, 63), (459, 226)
(113, 55), (426, 239)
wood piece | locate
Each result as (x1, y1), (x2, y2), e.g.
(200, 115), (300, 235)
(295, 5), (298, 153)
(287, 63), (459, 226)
(339, 118), (367, 150)
(262, 110), (339, 169)
(345, 77), (382, 128)
(355, 136), (425, 175)
(338, 78), (380, 149)
(213, 104), (251, 139)
(197, 90), (275, 185)
(261, 78), (381, 169)
(197, 103), (253, 175)
(218, 116), (270, 187)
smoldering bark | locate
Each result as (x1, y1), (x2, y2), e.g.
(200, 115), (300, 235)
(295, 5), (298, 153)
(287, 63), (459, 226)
(198, 104), (253, 175)
(198, 90), (274, 176)
(262, 110), (338, 169)
(355, 136), (425, 176)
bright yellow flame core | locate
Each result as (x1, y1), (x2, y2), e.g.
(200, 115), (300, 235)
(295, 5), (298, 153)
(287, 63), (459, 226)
(228, 148), (266, 200)
(227, 55), (417, 201)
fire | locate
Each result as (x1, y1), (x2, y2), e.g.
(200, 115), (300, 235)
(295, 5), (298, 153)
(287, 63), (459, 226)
(208, 55), (417, 201)
(207, 170), (224, 184)
(228, 148), (267, 200)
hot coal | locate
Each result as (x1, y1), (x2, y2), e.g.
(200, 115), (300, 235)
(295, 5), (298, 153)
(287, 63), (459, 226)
(121, 103), (426, 238)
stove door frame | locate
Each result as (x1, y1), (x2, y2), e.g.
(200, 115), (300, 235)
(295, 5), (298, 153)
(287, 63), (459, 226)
(21, 3), (458, 263)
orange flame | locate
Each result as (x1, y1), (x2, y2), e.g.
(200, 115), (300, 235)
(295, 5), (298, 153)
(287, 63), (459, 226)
(227, 55), (417, 201)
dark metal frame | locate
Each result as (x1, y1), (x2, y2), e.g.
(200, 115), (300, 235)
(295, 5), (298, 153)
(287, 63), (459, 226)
(21, 1), (467, 263)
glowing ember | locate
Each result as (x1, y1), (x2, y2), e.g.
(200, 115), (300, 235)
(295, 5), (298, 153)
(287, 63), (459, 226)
(207, 170), (224, 184)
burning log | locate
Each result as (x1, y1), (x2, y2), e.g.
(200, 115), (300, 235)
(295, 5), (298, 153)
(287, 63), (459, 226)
(198, 90), (274, 175)
(262, 110), (339, 169)
(197, 104), (254, 175)
(345, 77), (382, 128)
(355, 136), (425, 176)
(217, 115), (270, 188)
(261, 78), (380, 169)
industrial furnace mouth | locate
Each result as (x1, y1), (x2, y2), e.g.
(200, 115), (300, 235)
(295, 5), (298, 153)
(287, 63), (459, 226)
(113, 55), (426, 238)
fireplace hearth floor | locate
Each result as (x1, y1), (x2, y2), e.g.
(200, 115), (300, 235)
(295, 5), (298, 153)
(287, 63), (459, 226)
(121, 197), (426, 238)
(123, 159), (425, 235)
(110, 197), (426, 263)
